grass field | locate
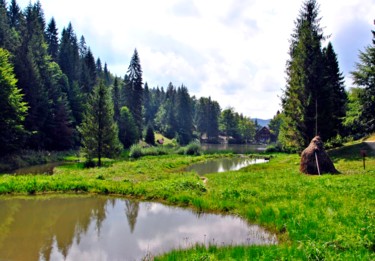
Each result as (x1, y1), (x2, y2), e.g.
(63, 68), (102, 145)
(0, 142), (374, 260)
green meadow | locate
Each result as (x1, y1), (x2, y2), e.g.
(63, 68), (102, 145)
(0, 141), (374, 260)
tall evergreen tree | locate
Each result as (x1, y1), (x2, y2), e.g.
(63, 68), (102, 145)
(321, 42), (347, 139)
(125, 49), (143, 139)
(280, 0), (325, 151)
(0, 48), (28, 155)
(78, 35), (87, 57)
(45, 17), (59, 61)
(155, 83), (177, 138)
(13, 2), (50, 149)
(175, 85), (193, 145)
(43, 62), (74, 150)
(58, 23), (80, 85)
(351, 25), (375, 134)
(112, 77), (121, 123)
(103, 63), (111, 86)
(80, 47), (97, 94)
(0, 0), (14, 51)
(8, 0), (22, 29)
(79, 80), (122, 166)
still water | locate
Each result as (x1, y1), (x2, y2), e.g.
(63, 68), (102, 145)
(10, 162), (67, 175)
(201, 144), (267, 154)
(186, 157), (269, 175)
(0, 196), (277, 261)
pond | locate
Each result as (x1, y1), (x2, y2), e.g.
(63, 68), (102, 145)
(0, 196), (277, 261)
(9, 162), (68, 175)
(186, 157), (269, 175)
(201, 143), (267, 154)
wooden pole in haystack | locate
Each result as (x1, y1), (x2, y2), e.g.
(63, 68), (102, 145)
(315, 151), (321, 175)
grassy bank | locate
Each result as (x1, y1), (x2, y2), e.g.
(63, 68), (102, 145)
(0, 145), (374, 259)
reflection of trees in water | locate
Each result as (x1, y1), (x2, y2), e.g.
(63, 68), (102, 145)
(125, 200), (140, 233)
(0, 197), (108, 261)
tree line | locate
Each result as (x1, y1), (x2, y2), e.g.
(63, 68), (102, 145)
(0, 0), (259, 161)
(269, 0), (375, 152)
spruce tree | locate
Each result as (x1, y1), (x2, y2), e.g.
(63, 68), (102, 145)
(79, 80), (122, 166)
(126, 49), (143, 139)
(0, 0), (14, 51)
(0, 48), (28, 155)
(175, 85), (193, 145)
(45, 17), (59, 61)
(351, 25), (375, 134)
(58, 23), (80, 85)
(13, 2), (50, 149)
(321, 42), (347, 139)
(112, 77), (121, 123)
(280, 0), (325, 151)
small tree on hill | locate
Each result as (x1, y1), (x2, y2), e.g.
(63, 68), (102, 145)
(145, 124), (156, 146)
(79, 80), (122, 166)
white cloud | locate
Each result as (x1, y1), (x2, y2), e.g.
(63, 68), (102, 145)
(16, 0), (375, 118)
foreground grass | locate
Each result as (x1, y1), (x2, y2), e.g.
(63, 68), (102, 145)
(0, 146), (374, 260)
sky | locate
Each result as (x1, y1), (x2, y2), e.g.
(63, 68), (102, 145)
(17, 0), (375, 119)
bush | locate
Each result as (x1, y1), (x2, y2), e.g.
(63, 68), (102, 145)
(185, 141), (202, 156)
(265, 143), (282, 153)
(129, 144), (143, 159)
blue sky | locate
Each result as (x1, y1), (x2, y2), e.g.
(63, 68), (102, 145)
(17, 0), (375, 119)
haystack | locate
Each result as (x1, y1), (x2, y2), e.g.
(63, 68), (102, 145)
(300, 136), (338, 175)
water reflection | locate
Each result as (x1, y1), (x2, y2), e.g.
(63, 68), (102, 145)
(186, 157), (269, 175)
(0, 196), (276, 261)
(201, 144), (267, 154)
(9, 162), (68, 175)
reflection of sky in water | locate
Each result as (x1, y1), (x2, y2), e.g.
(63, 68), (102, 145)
(186, 157), (269, 175)
(48, 199), (276, 261)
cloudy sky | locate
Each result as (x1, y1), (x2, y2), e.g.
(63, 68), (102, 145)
(17, 0), (375, 119)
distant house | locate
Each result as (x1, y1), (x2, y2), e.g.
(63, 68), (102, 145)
(255, 126), (271, 144)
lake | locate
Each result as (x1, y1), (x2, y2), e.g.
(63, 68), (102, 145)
(0, 196), (277, 261)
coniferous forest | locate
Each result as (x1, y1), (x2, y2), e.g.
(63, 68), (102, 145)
(0, 0), (374, 159)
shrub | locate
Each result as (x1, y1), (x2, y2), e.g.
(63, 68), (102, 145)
(129, 144), (143, 159)
(185, 141), (202, 156)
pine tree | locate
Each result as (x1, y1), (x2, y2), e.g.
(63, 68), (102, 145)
(321, 42), (347, 139)
(0, 0), (13, 51)
(0, 48), (28, 155)
(112, 77), (121, 123)
(125, 49), (143, 139)
(58, 23), (80, 85)
(280, 0), (325, 151)
(13, 2), (50, 149)
(155, 83), (177, 138)
(351, 25), (375, 134)
(45, 17), (59, 61)
(79, 80), (122, 166)
(175, 85), (193, 145)
(80, 47), (97, 94)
